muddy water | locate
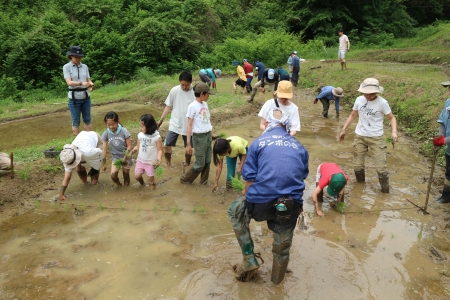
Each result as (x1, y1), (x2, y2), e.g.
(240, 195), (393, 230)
(0, 102), (158, 149)
(1, 88), (449, 299)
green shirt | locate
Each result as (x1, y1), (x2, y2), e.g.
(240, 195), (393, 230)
(227, 136), (248, 158)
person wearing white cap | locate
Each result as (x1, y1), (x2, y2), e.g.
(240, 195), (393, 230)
(258, 81), (301, 136)
(59, 131), (103, 201)
(339, 78), (397, 193)
(248, 68), (279, 102)
(314, 86), (344, 118)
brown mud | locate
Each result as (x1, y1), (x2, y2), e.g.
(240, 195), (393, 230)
(1, 83), (450, 299)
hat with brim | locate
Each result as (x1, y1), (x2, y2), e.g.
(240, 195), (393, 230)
(268, 69), (275, 80)
(232, 59), (239, 66)
(357, 78), (384, 94)
(194, 82), (215, 95)
(60, 144), (82, 169)
(327, 173), (347, 197)
(332, 87), (344, 97)
(66, 46), (84, 57)
(441, 81), (450, 87)
(276, 80), (293, 99)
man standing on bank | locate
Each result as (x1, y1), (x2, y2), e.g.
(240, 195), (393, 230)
(157, 71), (195, 167)
(338, 29), (350, 70)
(339, 78), (397, 193)
(314, 86), (344, 118)
(228, 109), (309, 285)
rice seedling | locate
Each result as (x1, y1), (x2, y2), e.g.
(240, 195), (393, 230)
(192, 207), (197, 213)
(172, 207), (178, 214)
(230, 176), (244, 191)
(336, 201), (347, 214)
(216, 132), (226, 138)
(153, 205), (157, 212)
(113, 159), (125, 170)
(417, 231), (422, 238)
(336, 236), (342, 241)
(155, 166), (164, 178)
(16, 162), (32, 181)
(40, 163), (62, 173)
(34, 200), (41, 208)
(199, 204), (206, 213)
(120, 202), (125, 210)
(81, 202), (87, 210)
(98, 203), (105, 210)
(137, 205), (141, 212)
(63, 204), (70, 211)
(391, 233), (395, 238)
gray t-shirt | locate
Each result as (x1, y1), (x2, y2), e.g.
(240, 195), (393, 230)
(102, 127), (131, 161)
(63, 62), (91, 99)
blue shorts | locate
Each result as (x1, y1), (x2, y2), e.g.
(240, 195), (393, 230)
(68, 97), (91, 127)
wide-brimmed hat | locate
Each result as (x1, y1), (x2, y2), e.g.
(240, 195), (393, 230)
(357, 78), (384, 94)
(232, 59), (239, 66)
(332, 87), (344, 97)
(66, 46), (84, 57)
(194, 82), (215, 95)
(268, 69), (275, 80)
(276, 81), (293, 99)
(441, 81), (450, 87)
(327, 173), (347, 197)
(60, 144), (82, 169)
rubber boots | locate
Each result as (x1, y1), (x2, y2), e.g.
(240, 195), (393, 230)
(377, 171), (389, 193)
(200, 163), (210, 185)
(271, 241), (291, 285)
(185, 153), (192, 166)
(164, 152), (172, 166)
(436, 186), (450, 203)
(180, 168), (200, 184)
(233, 228), (260, 282)
(354, 169), (365, 183)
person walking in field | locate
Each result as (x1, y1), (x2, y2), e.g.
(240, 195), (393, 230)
(232, 60), (247, 94)
(254, 60), (265, 81)
(198, 68), (221, 89)
(101, 111), (133, 187)
(290, 51), (300, 86)
(248, 69), (279, 103)
(157, 71), (195, 167)
(314, 86), (344, 118)
(339, 78), (397, 193)
(243, 59), (254, 93)
(432, 80), (450, 204)
(130, 114), (163, 190)
(63, 46), (95, 136)
(338, 29), (350, 70)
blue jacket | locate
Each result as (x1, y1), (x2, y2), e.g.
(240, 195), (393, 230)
(255, 61), (265, 81)
(242, 127), (309, 204)
(292, 55), (300, 68)
(200, 68), (216, 82)
(316, 86), (340, 101)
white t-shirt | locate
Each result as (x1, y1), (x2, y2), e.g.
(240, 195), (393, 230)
(186, 100), (212, 133)
(353, 95), (392, 137)
(65, 131), (102, 172)
(165, 85), (195, 135)
(339, 34), (349, 50)
(137, 131), (161, 164)
(258, 99), (301, 132)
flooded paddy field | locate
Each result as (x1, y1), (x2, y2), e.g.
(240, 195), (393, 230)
(1, 83), (450, 299)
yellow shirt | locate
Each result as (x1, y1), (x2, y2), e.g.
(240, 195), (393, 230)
(237, 66), (246, 81)
(227, 136), (248, 158)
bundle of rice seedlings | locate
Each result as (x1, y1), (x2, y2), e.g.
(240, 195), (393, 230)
(335, 201), (347, 214)
(230, 175), (244, 191)
(155, 166), (164, 178)
(217, 132), (226, 138)
(113, 159), (124, 169)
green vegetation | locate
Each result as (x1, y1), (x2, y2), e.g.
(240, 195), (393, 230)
(335, 201), (347, 214)
(155, 166), (164, 179)
(15, 162), (32, 181)
(230, 176), (245, 191)
(113, 159), (125, 170)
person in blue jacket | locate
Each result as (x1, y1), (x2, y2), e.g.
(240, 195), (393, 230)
(199, 68), (221, 88)
(314, 86), (344, 118)
(254, 60), (265, 81)
(228, 108), (309, 285)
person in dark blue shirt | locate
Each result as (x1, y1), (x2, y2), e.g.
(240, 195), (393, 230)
(314, 86), (344, 118)
(228, 108), (309, 285)
(254, 60), (265, 81)
(290, 51), (300, 86)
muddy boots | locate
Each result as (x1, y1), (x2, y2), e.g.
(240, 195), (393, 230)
(185, 153), (192, 166)
(377, 171), (389, 193)
(200, 164), (210, 185)
(180, 168), (200, 184)
(233, 228), (260, 282)
(164, 152), (172, 166)
(271, 241), (291, 285)
(436, 185), (450, 203)
(319, 98), (329, 118)
(111, 172), (121, 186)
(354, 169), (365, 183)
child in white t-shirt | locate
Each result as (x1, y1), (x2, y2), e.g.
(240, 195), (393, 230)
(130, 114), (163, 190)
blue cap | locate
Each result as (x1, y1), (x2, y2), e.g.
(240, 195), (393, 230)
(268, 69), (275, 80)
(216, 69), (221, 76)
(232, 60), (239, 66)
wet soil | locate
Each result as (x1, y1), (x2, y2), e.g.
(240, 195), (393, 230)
(1, 82), (450, 299)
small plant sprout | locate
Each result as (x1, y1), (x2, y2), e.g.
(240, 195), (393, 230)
(336, 236), (342, 241)
(153, 205), (157, 212)
(417, 231), (422, 238)
(172, 207), (178, 214)
(63, 204), (70, 211)
(137, 205), (141, 212)
(192, 207), (197, 213)
(16, 162), (32, 181)
(230, 176), (244, 191)
(34, 200), (41, 208)
(391, 233), (395, 238)
(336, 201), (347, 214)
(41, 163), (63, 173)
(120, 202), (125, 210)
(155, 166), (164, 178)
(199, 204), (206, 213)
(81, 202), (87, 210)
(99, 203), (105, 210)
(217, 132), (226, 138)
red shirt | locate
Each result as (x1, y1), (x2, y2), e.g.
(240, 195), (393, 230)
(318, 163), (349, 190)
(243, 62), (253, 78)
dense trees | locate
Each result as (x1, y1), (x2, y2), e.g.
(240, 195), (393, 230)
(0, 0), (449, 98)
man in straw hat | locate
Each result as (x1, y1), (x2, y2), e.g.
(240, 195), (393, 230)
(339, 78), (397, 193)
(228, 108), (309, 285)
(258, 80), (300, 136)
(314, 85), (344, 118)
(312, 162), (349, 216)
(432, 80), (450, 203)
(59, 131), (103, 201)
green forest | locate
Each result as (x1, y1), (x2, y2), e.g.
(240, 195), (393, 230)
(1, 0), (450, 100)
